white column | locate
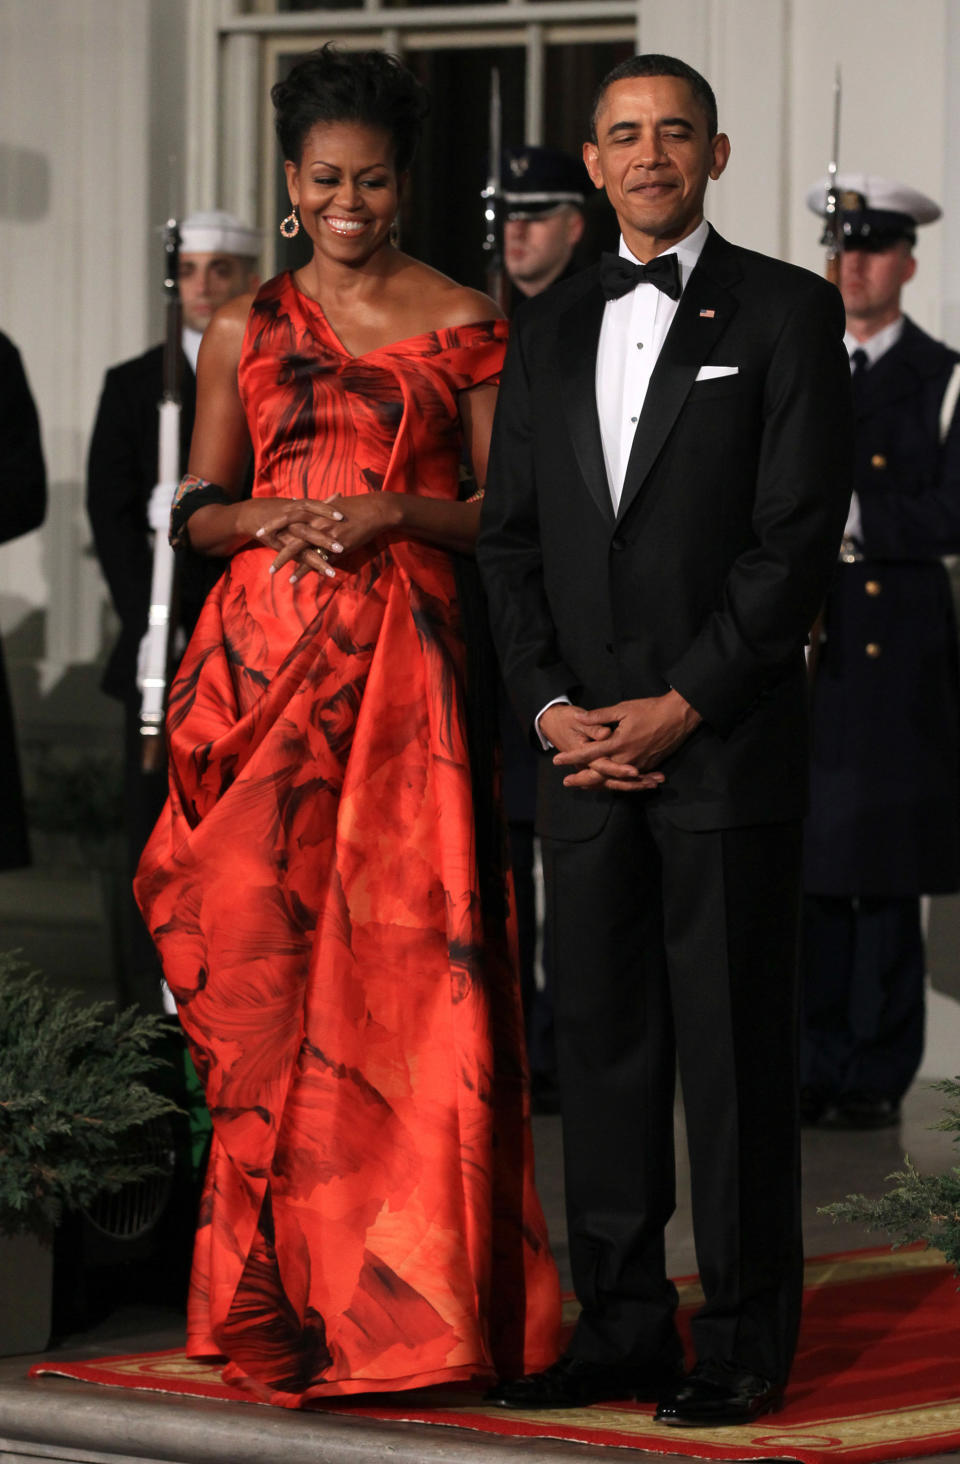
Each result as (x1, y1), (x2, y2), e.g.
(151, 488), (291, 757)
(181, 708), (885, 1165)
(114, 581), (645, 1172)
(186, 0), (220, 213)
(220, 31), (261, 228)
(942, 0), (960, 349)
(0, 0), (152, 681)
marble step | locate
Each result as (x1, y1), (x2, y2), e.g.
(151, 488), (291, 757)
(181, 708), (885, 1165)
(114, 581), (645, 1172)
(0, 1366), (616, 1464)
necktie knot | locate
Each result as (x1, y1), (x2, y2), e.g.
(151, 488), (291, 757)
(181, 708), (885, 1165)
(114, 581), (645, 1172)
(850, 347), (869, 377)
(600, 251), (682, 302)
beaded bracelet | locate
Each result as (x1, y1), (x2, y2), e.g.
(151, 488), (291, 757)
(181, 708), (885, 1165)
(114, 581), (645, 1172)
(169, 473), (233, 549)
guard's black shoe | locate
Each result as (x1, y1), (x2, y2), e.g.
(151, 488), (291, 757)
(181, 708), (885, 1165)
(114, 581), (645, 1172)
(654, 1360), (784, 1427)
(800, 1085), (837, 1126)
(530, 1072), (562, 1116)
(826, 1092), (901, 1130)
(486, 1354), (681, 1409)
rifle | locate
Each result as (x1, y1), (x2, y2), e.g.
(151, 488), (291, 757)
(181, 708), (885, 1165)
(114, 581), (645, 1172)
(809, 67), (857, 683)
(807, 68), (845, 683)
(821, 67), (843, 288)
(139, 219), (182, 771)
(482, 67), (509, 311)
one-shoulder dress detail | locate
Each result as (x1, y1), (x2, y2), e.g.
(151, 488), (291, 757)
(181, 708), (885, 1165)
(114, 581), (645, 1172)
(134, 271), (560, 1405)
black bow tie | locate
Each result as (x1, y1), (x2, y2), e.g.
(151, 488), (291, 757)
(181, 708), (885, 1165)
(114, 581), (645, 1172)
(600, 251), (682, 302)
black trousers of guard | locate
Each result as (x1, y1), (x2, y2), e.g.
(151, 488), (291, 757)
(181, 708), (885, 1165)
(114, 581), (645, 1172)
(541, 801), (804, 1386)
(801, 893), (925, 1103)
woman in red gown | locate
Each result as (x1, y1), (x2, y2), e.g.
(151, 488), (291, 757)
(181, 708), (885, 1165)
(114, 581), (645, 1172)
(134, 47), (560, 1406)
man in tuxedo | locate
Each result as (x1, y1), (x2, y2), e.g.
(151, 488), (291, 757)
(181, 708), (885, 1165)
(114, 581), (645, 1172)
(87, 210), (259, 1013)
(478, 54), (853, 1425)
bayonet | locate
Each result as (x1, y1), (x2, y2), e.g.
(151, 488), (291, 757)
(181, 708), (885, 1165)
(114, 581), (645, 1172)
(822, 66), (843, 285)
(481, 68), (507, 309)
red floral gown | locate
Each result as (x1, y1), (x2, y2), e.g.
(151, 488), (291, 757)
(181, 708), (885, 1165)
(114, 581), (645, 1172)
(134, 272), (560, 1405)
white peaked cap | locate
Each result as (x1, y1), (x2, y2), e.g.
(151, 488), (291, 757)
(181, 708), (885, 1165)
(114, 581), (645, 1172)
(804, 173), (941, 225)
(179, 210), (262, 257)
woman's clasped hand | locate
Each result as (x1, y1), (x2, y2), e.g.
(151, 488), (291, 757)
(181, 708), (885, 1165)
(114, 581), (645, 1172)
(252, 492), (401, 581)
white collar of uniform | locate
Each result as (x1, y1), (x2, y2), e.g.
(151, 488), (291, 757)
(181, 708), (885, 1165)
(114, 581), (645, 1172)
(618, 216), (710, 292)
(181, 326), (203, 375)
(844, 315), (904, 368)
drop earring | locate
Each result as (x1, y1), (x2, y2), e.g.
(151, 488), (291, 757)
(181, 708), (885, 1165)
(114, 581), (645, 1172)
(280, 206), (300, 239)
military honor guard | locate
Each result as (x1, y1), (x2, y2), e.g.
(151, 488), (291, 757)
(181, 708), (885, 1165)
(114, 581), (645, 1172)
(801, 175), (960, 1130)
(0, 332), (46, 871)
(501, 144), (590, 303)
(497, 144), (591, 1110)
(87, 209), (260, 1011)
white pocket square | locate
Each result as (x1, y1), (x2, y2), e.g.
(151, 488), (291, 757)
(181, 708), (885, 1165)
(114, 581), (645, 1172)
(695, 365), (739, 380)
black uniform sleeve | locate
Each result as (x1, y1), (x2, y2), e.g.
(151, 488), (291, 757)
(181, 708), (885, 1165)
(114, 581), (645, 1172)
(86, 365), (153, 632)
(0, 332), (46, 545)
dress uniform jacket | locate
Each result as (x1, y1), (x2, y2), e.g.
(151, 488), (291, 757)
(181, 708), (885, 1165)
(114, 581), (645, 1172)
(0, 332), (46, 869)
(87, 344), (219, 700)
(805, 317), (960, 897)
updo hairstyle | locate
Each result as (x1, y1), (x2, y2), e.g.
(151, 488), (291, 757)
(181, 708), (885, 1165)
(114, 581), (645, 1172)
(271, 45), (431, 173)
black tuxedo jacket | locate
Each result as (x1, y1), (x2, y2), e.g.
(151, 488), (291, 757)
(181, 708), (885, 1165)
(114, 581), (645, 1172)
(86, 343), (203, 699)
(478, 226), (854, 840)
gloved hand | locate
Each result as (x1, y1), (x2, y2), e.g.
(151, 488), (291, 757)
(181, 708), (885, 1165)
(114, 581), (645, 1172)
(148, 480), (176, 531)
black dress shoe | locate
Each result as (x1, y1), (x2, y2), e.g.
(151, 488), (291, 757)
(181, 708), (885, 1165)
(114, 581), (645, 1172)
(799, 1085), (838, 1126)
(530, 1072), (562, 1116)
(486, 1354), (681, 1409)
(825, 1092), (901, 1130)
(654, 1360), (783, 1426)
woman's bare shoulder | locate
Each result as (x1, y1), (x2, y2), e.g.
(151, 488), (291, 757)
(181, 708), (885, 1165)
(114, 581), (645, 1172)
(197, 291), (258, 371)
(396, 257), (505, 327)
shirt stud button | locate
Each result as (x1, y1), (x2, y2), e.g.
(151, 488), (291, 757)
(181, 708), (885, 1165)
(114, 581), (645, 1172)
(636, 341), (644, 349)
(630, 415), (638, 423)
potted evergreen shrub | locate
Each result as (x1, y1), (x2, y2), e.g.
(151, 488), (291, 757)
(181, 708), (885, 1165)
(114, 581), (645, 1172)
(822, 1076), (960, 1273)
(0, 950), (179, 1355)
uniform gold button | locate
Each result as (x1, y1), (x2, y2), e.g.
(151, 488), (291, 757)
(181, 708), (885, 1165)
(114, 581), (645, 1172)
(865, 642), (881, 658)
(865, 579), (882, 596)
(871, 453), (887, 469)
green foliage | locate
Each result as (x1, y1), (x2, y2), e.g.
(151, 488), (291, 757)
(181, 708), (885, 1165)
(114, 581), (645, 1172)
(821, 1078), (960, 1275)
(0, 951), (180, 1237)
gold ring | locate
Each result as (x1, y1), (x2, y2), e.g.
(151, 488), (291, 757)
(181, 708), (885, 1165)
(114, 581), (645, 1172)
(317, 548), (329, 562)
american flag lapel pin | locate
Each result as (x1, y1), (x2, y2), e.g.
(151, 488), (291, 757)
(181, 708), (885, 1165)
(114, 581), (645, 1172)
(700, 308), (716, 318)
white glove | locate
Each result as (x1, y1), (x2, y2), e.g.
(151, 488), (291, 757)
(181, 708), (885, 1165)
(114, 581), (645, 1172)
(148, 480), (176, 531)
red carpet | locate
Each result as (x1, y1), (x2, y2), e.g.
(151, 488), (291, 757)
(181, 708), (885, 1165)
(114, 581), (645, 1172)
(30, 1246), (960, 1462)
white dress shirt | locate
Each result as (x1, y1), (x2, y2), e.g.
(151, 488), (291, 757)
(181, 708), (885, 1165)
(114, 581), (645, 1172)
(537, 218), (711, 743)
(596, 217), (710, 511)
(841, 315), (904, 545)
(182, 326), (203, 375)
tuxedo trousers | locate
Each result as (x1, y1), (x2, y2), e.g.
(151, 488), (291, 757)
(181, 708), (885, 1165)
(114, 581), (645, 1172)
(541, 801), (803, 1385)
